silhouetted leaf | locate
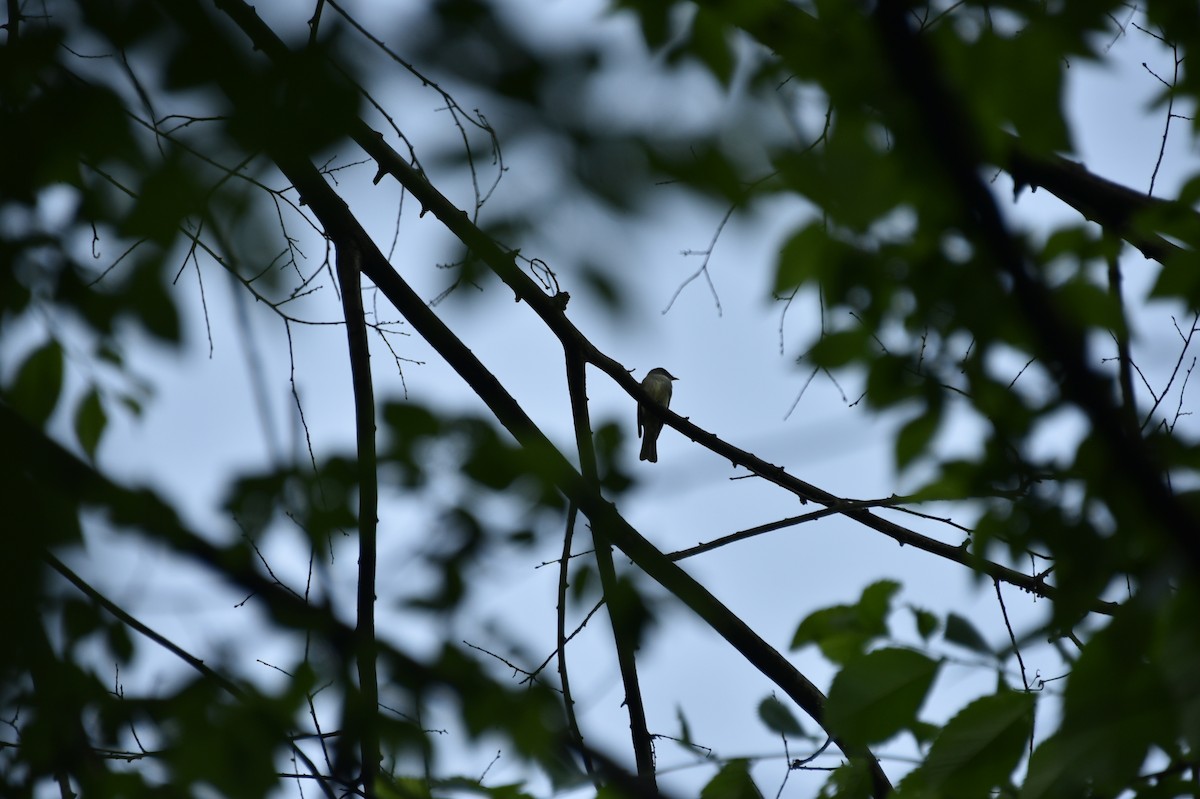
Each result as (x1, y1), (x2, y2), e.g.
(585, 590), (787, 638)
(7, 339), (64, 425)
(826, 648), (939, 745)
(758, 695), (804, 736)
(901, 690), (1034, 798)
(73, 388), (107, 460)
(701, 759), (763, 799)
(791, 580), (900, 664)
(896, 407), (940, 470)
(944, 613), (993, 656)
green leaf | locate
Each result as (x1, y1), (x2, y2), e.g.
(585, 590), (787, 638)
(774, 222), (873, 296)
(774, 223), (826, 293)
(675, 705), (694, 749)
(790, 580), (900, 664)
(895, 408), (940, 470)
(107, 621), (134, 663)
(826, 648), (939, 745)
(688, 9), (736, 87)
(1022, 604), (1175, 799)
(909, 606), (940, 641)
(1057, 278), (1119, 330)
(900, 690), (1034, 798)
(701, 760), (763, 799)
(806, 327), (872, 370)
(73, 388), (107, 460)
(758, 696), (804, 736)
(128, 259), (181, 344)
(377, 775), (433, 799)
(818, 759), (876, 799)
(6, 339), (65, 425)
(944, 613), (992, 656)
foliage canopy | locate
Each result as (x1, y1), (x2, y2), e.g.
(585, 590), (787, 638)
(3, 1), (1200, 798)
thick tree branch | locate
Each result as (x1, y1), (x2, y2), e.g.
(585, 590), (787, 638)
(1003, 138), (1194, 262)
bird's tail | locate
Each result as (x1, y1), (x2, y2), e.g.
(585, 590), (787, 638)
(639, 435), (657, 463)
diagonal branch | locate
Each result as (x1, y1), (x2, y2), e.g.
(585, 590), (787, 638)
(269, 148), (894, 797)
(205, 0), (1115, 619)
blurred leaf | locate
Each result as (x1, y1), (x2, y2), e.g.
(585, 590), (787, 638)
(120, 153), (206, 246)
(900, 690), (1034, 798)
(594, 420), (634, 496)
(1057, 277), (1119, 330)
(775, 222), (870, 295)
(671, 9), (736, 87)
(909, 719), (941, 748)
(1022, 600), (1182, 799)
(758, 695), (804, 736)
(127, 256), (181, 344)
(895, 406), (940, 471)
(605, 574), (655, 651)
(378, 775), (433, 799)
(162, 678), (300, 799)
(826, 648), (939, 745)
(806, 327), (873, 370)
(649, 141), (747, 202)
(944, 613), (993, 656)
(1149, 246), (1200, 308)
(6, 339), (65, 426)
(61, 597), (104, 649)
(909, 606), (940, 641)
(615, 0), (674, 49)
(791, 580), (900, 664)
(105, 619), (134, 664)
(407, 507), (485, 612)
(436, 644), (573, 780)
(580, 263), (625, 312)
(701, 759), (763, 799)
(676, 705), (695, 749)
(73, 388), (107, 460)
(381, 400), (442, 487)
(569, 562), (597, 605)
(818, 759), (876, 799)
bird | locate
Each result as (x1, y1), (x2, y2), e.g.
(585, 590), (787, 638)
(637, 367), (678, 463)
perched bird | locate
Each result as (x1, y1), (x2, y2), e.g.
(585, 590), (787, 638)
(637, 367), (678, 463)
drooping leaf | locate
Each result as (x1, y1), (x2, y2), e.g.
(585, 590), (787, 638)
(701, 759), (763, 799)
(895, 407), (941, 470)
(73, 387), (107, 460)
(826, 648), (939, 745)
(791, 580), (900, 664)
(900, 690), (1034, 798)
(909, 606), (940, 641)
(944, 613), (993, 656)
(758, 695), (804, 736)
(6, 339), (65, 426)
